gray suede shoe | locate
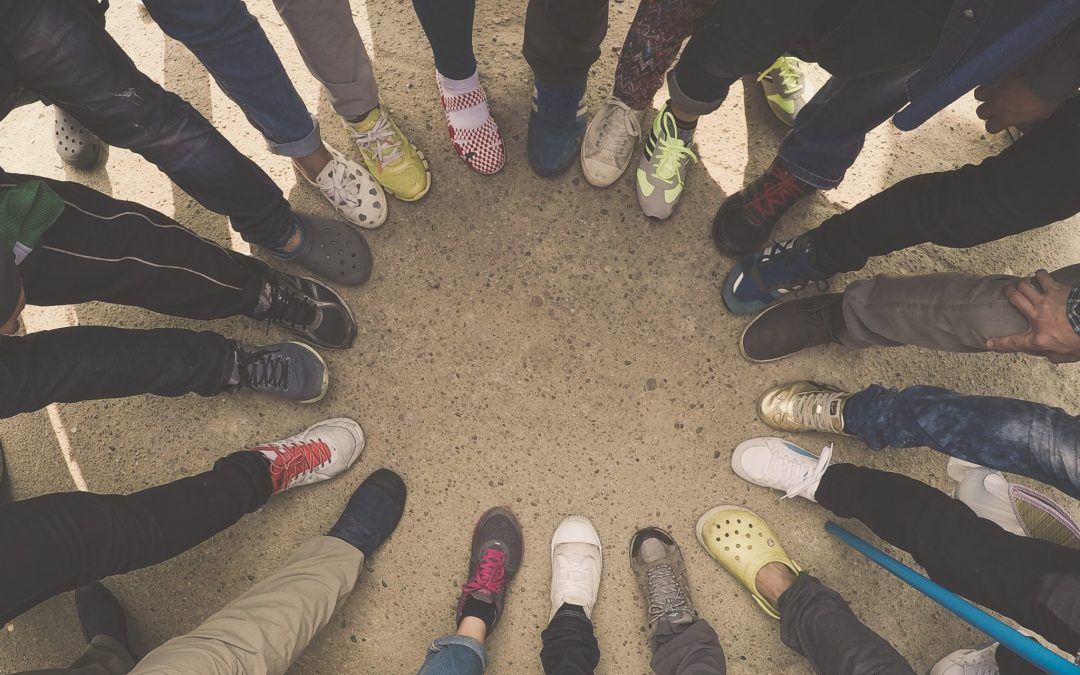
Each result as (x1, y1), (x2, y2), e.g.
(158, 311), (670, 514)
(276, 214), (373, 287)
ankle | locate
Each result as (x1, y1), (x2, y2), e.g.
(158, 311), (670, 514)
(458, 600), (495, 640)
(294, 145), (333, 182)
(755, 562), (798, 608)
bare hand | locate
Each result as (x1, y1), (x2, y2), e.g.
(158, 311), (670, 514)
(0, 289), (25, 335)
(974, 74), (1058, 134)
(986, 270), (1080, 363)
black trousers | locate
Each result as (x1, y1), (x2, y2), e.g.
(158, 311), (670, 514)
(0, 172), (273, 418)
(0, 450), (271, 625)
(522, 0), (608, 87)
(811, 95), (1080, 276)
(540, 605), (601, 674)
(818, 464), (1080, 674)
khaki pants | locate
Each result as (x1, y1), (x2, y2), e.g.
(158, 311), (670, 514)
(272, 0), (380, 119)
(130, 536), (363, 675)
(839, 265), (1080, 351)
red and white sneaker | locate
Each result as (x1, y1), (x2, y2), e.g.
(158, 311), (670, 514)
(437, 77), (505, 175)
(251, 418), (365, 493)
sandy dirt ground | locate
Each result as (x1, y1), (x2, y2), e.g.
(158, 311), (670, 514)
(2, 1), (1079, 673)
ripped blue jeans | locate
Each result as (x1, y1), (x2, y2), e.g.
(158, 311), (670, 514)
(846, 385), (1080, 500)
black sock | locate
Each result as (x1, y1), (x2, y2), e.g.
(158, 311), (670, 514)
(667, 100), (697, 144)
(461, 596), (498, 633)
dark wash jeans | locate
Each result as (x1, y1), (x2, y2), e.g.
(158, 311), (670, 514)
(0, 451), (272, 625)
(810, 95), (1080, 276)
(818, 464), (1080, 674)
(0, 0), (295, 249)
(846, 385), (1080, 501)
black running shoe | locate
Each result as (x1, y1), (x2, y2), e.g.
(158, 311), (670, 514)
(455, 507), (524, 633)
(712, 163), (815, 256)
(251, 271), (358, 350)
(228, 341), (328, 403)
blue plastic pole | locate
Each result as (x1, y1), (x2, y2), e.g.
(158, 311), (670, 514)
(825, 521), (1080, 673)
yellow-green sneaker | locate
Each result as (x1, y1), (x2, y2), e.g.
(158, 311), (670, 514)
(757, 56), (814, 127)
(346, 105), (431, 202)
(635, 103), (697, 220)
(695, 505), (801, 619)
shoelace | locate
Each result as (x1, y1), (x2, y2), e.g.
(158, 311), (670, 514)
(595, 98), (639, 155)
(321, 157), (363, 207)
(774, 443), (833, 500)
(654, 114), (698, 184)
(951, 648), (998, 674)
(554, 552), (596, 601)
(262, 439), (333, 491)
(747, 167), (807, 220)
(462, 547), (507, 596)
(757, 239), (827, 293)
(757, 57), (803, 95)
(351, 113), (404, 166)
(790, 391), (844, 432)
(238, 349), (290, 392)
(264, 279), (319, 329)
(645, 563), (692, 625)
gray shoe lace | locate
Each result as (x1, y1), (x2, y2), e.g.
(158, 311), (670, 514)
(351, 113), (404, 165)
(790, 390), (845, 433)
(595, 97), (640, 156)
(645, 564), (692, 626)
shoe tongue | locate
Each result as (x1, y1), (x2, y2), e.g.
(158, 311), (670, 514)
(663, 609), (695, 626)
(640, 538), (666, 563)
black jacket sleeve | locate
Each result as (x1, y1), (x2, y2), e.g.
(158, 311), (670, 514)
(1016, 18), (1080, 104)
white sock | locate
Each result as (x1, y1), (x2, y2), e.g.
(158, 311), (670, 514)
(437, 70), (489, 130)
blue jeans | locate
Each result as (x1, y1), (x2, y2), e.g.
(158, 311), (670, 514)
(846, 385), (1080, 500)
(141, 0), (321, 157)
(417, 635), (486, 675)
(0, 0), (295, 249)
(776, 62), (920, 189)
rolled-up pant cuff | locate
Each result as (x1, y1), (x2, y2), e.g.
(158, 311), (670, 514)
(666, 69), (726, 116)
(266, 115), (322, 158)
(775, 155), (843, 190)
(429, 634), (488, 670)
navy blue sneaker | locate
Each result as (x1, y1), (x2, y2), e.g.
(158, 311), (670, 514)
(722, 235), (830, 315)
(528, 81), (588, 177)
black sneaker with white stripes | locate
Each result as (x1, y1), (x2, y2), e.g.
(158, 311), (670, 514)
(250, 271), (358, 350)
(227, 342), (328, 403)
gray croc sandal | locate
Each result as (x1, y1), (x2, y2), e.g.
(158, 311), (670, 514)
(276, 214), (373, 287)
(54, 108), (104, 169)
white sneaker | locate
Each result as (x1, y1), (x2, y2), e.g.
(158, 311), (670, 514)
(731, 437), (832, 501)
(947, 458), (1025, 536)
(253, 418), (365, 493)
(299, 146), (387, 229)
(930, 644), (999, 675)
(550, 516), (603, 620)
(581, 95), (640, 188)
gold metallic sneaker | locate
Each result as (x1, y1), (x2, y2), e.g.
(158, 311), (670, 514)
(346, 105), (431, 202)
(696, 506), (800, 619)
(757, 381), (850, 435)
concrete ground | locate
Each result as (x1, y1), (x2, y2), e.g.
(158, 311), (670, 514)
(2, 1), (1080, 673)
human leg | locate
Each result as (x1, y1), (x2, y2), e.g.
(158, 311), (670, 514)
(540, 516), (603, 674)
(410, 0), (477, 80)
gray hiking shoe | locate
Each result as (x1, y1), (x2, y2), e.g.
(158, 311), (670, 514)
(758, 56), (812, 127)
(227, 341), (328, 403)
(54, 108), (104, 170)
(630, 527), (698, 642)
(635, 103), (697, 220)
(250, 271), (357, 350)
(275, 214), (373, 287)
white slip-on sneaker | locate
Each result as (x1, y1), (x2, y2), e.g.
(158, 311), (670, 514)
(581, 95), (640, 187)
(299, 146), (387, 229)
(731, 437), (832, 501)
(550, 516), (603, 620)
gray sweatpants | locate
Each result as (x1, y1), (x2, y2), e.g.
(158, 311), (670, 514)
(650, 574), (910, 675)
(840, 265), (1080, 351)
(272, 0), (380, 119)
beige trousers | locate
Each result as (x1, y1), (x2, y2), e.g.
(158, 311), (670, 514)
(129, 536), (363, 675)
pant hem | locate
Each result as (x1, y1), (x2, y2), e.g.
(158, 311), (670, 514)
(267, 116), (322, 158)
(666, 69), (725, 116)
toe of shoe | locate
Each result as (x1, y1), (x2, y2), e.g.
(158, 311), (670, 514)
(552, 516), (601, 548)
(581, 157), (624, 187)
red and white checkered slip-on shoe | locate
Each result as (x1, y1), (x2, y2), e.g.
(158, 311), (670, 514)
(438, 78), (506, 175)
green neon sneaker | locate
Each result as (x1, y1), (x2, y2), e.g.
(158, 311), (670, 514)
(635, 103), (697, 220)
(758, 56), (812, 127)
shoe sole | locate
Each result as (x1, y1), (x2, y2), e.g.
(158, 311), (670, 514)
(298, 275), (359, 350)
(288, 341), (329, 404)
(720, 264), (774, 316)
(737, 304), (791, 364)
(382, 150), (433, 203)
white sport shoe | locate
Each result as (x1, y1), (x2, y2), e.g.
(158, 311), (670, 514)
(731, 437), (832, 501)
(550, 516), (603, 620)
(947, 459), (1025, 535)
(300, 146), (387, 229)
(252, 418), (365, 493)
(581, 95), (640, 188)
(930, 643), (999, 675)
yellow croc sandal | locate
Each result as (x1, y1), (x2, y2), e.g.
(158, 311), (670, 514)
(695, 505), (800, 619)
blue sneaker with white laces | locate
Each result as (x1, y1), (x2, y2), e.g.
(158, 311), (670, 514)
(528, 81), (588, 177)
(722, 234), (830, 315)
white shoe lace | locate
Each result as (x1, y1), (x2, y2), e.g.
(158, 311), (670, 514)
(554, 552), (597, 605)
(790, 391), (844, 432)
(769, 443), (832, 500)
(350, 113), (404, 166)
(320, 156), (363, 207)
(594, 97), (639, 157)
